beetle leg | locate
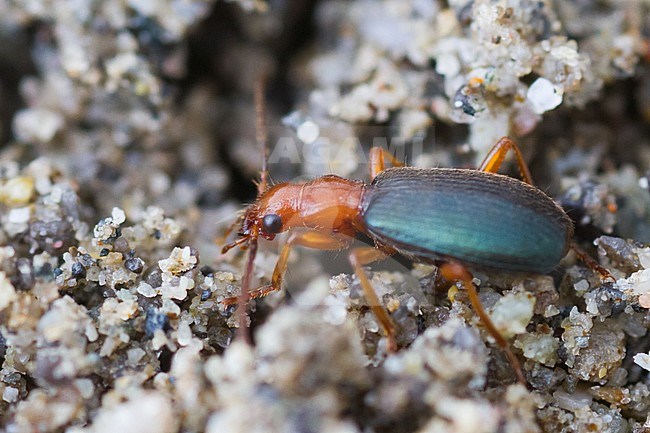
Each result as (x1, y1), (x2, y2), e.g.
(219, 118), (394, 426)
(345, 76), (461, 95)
(222, 284), (279, 306)
(348, 247), (398, 352)
(223, 231), (352, 306)
(570, 241), (615, 281)
(479, 136), (534, 186)
(439, 261), (527, 385)
(369, 147), (405, 180)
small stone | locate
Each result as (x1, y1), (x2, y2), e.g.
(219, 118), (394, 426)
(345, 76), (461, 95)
(145, 308), (169, 337)
(113, 238), (130, 253)
(573, 279), (590, 294)
(637, 247), (650, 269)
(7, 207), (31, 224)
(158, 246), (198, 275)
(160, 298), (181, 318)
(13, 108), (64, 143)
(125, 257), (144, 274)
(489, 290), (536, 339)
(527, 77), (563, 114)
(90, 391), (176, 433)
(633, 353), (650, 371)
(151, 329), (170, 351)
(0, 176), (34, 207)
(29, 219), (75, 254)
(177, 321), (193, 346)
(296, 120), (320, 144)
(435, 52), (461, 76)
(553, 388), (593, 412)
(0, 272), (18, 311)
(572, 322), (625, 382)
(137, 282), (157, 298)
(74, 379), (94, 399)
(94, 217), (121, 241)
(200, 266), (214, 276)
(71, 262), (86, 278)
(127, 347), (146, 366)
(145, 269), (163, 288)
(639, 294), (650, 308)
(207, 327), (232, 349)
(2, 386), (19, 403)
(515, 333), (559, 367)
(111, 207), (126, 224)
(627, 268), (650, 296)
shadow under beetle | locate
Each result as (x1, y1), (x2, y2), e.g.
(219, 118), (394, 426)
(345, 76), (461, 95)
(222, 85), (612, 385)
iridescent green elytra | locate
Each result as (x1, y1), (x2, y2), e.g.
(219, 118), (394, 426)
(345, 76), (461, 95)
(361, 167), (573, 273)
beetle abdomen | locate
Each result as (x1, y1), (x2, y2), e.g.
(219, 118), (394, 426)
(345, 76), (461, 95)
(361, 167), (573, 273)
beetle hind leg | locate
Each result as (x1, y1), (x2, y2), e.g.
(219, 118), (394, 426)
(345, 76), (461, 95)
(571, 241), (615, 281)
(369, 147), (405, 180)
(479, 136), (534, 186)
(439, 261), (527, 385)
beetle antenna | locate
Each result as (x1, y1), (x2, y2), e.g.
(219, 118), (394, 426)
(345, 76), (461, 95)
(234, 74), (269, 345)
(255, 74), (269, 195)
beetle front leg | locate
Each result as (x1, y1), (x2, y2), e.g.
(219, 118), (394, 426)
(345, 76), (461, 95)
(479, 136), (534, 185)
(439, 261), (527, 385)
(348, 247), (398, 352)
(223, 231), (352, 306)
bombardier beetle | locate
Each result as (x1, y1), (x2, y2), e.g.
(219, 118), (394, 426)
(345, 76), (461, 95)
(222, 83), (612, 385)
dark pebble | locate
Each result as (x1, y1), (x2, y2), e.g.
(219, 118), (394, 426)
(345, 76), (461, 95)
(145, 268), (163, 287)
(158, 347), (173, 372)
(78, 253), (94, 267)
(201, 289), (212, 301)
(113, 237), (130, 253)
(125, 257), (144, 274)
(29, 219), (75, 254)
(71, 262), (86, 278)
(0, 331), (6, 364)
(11, 257), (34, 291)
(145, 308), (169, 337)
(99, 248), (109, 257)
(200, 266), (214, 277)
(35, 262), (53, 280)
(208, 327), (233, 349)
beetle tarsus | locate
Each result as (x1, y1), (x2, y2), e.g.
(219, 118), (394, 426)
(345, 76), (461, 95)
(222, 284), (278, 307)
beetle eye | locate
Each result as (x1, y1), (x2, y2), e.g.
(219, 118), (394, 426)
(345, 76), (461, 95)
(262, 214), (282, 234)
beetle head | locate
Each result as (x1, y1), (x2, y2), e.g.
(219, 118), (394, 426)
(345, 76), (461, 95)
(221, 183), (295, 254)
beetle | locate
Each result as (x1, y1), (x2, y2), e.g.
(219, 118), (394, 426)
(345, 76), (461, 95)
(222, 85), (612, 384)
